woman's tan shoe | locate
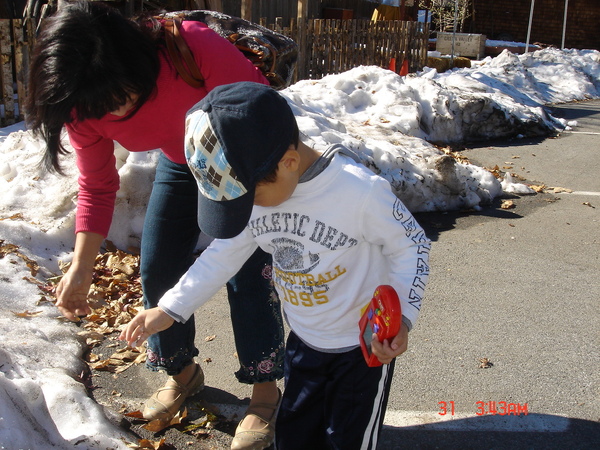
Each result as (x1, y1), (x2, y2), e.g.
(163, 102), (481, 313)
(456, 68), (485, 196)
(230, 389), (282, 450)
(142, 363), (204, 421)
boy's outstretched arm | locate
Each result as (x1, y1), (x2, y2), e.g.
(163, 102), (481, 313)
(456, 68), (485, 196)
(119, 307), (175, 348)
(370, 323), (409, 365)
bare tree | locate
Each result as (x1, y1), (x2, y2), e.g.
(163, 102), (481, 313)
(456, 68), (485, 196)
(421, 0), (471, 33)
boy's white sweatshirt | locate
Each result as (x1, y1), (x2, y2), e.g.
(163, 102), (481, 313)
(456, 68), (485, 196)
(159, 152), (430, 350)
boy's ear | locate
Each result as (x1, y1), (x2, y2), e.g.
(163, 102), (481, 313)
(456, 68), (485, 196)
(279, 147), (300, 171)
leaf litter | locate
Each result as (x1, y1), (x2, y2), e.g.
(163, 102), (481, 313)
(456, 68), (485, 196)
(33, 243), (227, 444)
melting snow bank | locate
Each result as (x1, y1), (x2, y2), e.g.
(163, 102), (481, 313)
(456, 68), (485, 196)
(284, 69), (505, 214)
(282, 48), (599, 214)
(0, 251), (133, 448)
(2, 48), (599, 251)
(0, 348), (133, 449)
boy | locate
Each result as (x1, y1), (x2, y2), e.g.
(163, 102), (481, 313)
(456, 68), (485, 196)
(120, 82), (431, 449)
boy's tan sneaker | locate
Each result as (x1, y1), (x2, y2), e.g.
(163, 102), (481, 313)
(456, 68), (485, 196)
(142, 363), (205, 421)
(230, 389), (282, 450)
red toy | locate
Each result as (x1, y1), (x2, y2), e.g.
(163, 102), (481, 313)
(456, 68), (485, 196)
(359, 285), (402, 367)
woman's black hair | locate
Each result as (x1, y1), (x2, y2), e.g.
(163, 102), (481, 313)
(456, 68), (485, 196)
(25, 1), (163, 173)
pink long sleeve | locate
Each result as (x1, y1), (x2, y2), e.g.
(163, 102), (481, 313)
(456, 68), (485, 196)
(66, 21), (268, 237)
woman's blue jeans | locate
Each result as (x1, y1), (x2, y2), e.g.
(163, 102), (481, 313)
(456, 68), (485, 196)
(141, 154), (285, 383)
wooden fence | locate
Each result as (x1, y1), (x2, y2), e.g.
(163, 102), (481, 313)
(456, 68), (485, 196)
(0, 16), (428, 126)
(287, 18), (428, 81)
(0, 18), (34, 127)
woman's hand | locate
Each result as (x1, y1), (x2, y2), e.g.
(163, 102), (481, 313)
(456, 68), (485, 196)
(119, 307), (175, 348)
(55, 264), (93, 321)
(370, 322), (409, 365)
(55, 231), (105, 321)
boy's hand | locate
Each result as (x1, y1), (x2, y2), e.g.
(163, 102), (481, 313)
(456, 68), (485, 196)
(371, 322), (409, 365)
(119, 307), (174, 348)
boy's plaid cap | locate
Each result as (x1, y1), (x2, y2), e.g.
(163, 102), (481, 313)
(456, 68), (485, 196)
(185, 82), (296, 239)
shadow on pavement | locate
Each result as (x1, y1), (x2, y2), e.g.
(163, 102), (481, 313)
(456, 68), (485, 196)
(547, 102), (600, 124)
(414, 200), (523, 242)
(379, 414), (600, 449)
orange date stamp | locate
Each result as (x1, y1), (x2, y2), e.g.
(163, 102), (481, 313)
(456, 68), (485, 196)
(438, 401), (529, 416)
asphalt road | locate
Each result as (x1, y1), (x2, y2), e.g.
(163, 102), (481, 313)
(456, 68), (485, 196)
(92, 100), (599, 449)
(378, 100), (600, 449)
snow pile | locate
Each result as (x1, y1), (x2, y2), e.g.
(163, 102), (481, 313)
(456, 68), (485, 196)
(7, 48), (598, 251)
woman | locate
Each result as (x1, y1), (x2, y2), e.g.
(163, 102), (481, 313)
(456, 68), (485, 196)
(25, 2), (283, 449)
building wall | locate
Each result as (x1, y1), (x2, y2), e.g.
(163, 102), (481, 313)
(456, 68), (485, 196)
(464, 0), (600, 51)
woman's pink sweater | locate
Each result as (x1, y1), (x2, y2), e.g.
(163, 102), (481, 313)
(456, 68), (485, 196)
(66, 21), (268, 237)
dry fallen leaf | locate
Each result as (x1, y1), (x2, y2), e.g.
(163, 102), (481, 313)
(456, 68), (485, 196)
(12, 310), (43, 318)
(78, 330), (106, 347)
(204, 335), (217, 342)
(439, 146), (471, 164)
(143, 408), (188, 432)
(111, 347), (145, 362)
(0, 213), (25, 221)
(548, 186), (573, 194)
(500, 200), (516, 209)
(88, 351), (146, 373)
(479, 358), (494, 369)
(89, 359), (122, 372)
(511, 173), (527, 181)
(191, 400), (222, 418)
(485, 165), (503, 179)
(0, 241), (40, 276)
(528, 184), (546, 193)
(182, 423), (209, 433)
(86, 352), (101, 363)
(124, 410), (145, 419)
